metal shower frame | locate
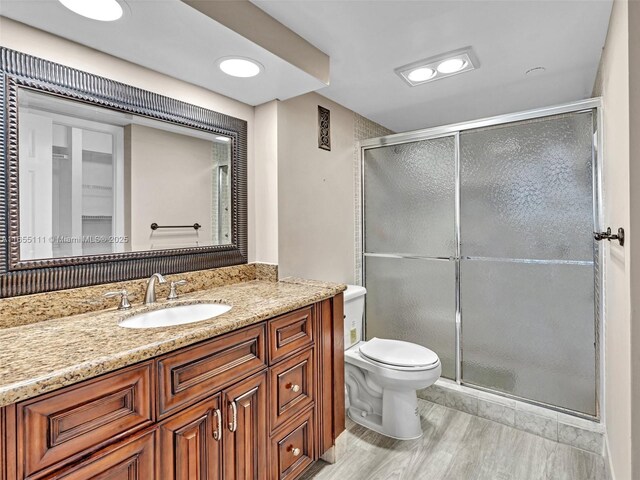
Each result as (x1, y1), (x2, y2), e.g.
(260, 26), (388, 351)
(359, 98), (604, 420)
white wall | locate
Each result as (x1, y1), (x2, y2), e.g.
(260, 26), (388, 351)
(628, 2), (640, 478)
(0, 17), (276, 262)
(593, 1), (632, 478)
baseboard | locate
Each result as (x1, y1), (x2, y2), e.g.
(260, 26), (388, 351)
(604, 434), (615, 480)
(419, 379), (605, 455)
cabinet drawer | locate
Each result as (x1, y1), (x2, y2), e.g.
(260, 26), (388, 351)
(18, 362), (154, 479)
(43, 428), (155, 479)
(269, 348), (315, 431)
(158, 324), (266, 417)
(269, 409), (315, 480)
(268, 307), (314, 364)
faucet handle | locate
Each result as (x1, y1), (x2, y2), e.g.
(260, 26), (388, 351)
(104, 289), (133, 310)
(167, 280), (187, 300)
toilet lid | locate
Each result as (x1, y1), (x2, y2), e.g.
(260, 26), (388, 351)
(359, 338), (439, 368)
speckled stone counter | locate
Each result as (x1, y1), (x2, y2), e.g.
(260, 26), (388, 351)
(0, 278), (345, 407)
(0, 263), (278, 329)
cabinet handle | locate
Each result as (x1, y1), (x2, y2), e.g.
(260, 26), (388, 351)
(212, 408), (221, 441)
(286, 383), (301, 393)
(228, 401), (237, 432)
(287, 445), (301, 457)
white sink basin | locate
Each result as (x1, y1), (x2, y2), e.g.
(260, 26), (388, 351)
(119, 303), (232, 329)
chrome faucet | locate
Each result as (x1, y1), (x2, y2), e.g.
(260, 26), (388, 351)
(144, 273), (166, 305)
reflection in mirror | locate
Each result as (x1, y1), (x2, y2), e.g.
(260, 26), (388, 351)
(18, 88), (232, 261)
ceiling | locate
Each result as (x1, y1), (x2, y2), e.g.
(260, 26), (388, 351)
(0, 0), (327, 106)
(1, 1), (613, 133)
(252, 0), (613, 132)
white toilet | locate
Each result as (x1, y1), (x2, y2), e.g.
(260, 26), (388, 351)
(343, 285), (441, 440)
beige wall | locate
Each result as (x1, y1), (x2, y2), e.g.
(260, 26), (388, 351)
(593, 1), (632, 478)
(254, 101), (279, 264)
(258, 96), (391, 281)
(628, 1), (640, 478)
(125, 124), (214, 250)
(0, 17), (273, 262)
(277, 92), (358, 283)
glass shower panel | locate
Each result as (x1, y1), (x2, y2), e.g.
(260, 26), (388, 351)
(364, 135), (457, 379)
(460, 111), (597, 414)
(365, 256), (456, 379)
(461, 260), (595, 414)
(364, 136), (456, 257)
(460, 112), (594, 261)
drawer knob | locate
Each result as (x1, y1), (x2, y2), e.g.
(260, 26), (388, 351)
(287, 383), (301, 393)
(288, 445), (301, 457)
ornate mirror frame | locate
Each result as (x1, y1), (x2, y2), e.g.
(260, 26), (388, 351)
(0, 48), (248, 297)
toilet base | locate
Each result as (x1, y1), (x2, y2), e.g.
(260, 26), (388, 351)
(347, 387), (423, 440)
(382, 387), (423, 439)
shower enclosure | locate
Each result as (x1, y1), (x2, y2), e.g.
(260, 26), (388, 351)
(361, 100), (601, 418)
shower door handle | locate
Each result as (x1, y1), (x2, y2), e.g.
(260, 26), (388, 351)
(594, 227), (624, 246)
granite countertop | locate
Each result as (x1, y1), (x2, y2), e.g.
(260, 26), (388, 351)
(0, 278), (345, 407)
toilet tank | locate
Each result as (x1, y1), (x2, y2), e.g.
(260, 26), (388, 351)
(343, 285), (366, 349)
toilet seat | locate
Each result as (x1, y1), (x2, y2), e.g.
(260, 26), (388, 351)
(359, 338), (439, 371)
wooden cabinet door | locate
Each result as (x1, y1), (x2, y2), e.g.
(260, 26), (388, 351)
(223, 372), (267, 480)
(43, 429), (155, 479)
(158, 394), (223, 480)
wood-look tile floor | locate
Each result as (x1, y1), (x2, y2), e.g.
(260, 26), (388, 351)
(302, 400), (607, 480)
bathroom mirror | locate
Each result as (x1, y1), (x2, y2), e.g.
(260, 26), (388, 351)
(18, 89), (232, 259)
(0, 48), (248, 296)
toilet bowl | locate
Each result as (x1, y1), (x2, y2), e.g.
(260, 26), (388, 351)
(343, 285), (441, 440)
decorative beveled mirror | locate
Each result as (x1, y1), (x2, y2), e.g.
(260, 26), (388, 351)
(0, 48), (247, 296)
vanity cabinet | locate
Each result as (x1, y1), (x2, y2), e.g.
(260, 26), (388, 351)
(222, 372), (268, 480)
(158, 394), (223, 479)
(158, 371), (268, 480)
(1, 294), (344, 480)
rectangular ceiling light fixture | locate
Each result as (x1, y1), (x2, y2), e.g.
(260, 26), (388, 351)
(396, 47), (479, 87)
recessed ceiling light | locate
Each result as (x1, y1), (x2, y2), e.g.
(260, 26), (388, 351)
(437, 58), (467, 74)
(218, 57), (263, 78)
(395, 47), (478, 87)
(58, 0), (124, 21)
(407, 67), (436, 83)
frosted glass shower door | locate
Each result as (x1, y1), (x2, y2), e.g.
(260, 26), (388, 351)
(460, 111), (597, 414)
(364, 136), (457, 379)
